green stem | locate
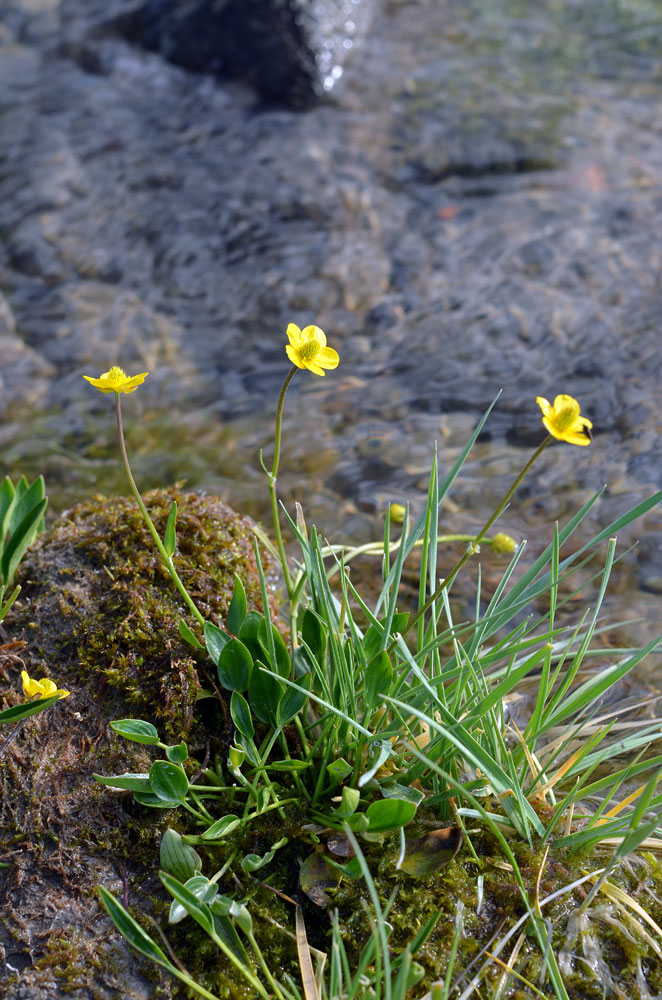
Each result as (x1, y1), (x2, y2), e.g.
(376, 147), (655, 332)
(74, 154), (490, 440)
(400, 436), (553, 644)
(266, 366), (298, 599)
(115, 395), (206, 628)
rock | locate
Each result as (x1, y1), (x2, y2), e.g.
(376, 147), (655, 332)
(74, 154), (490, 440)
(0, 487), (277, 999)
(112, 0), (370, 107)
(0, 322), (55, 421)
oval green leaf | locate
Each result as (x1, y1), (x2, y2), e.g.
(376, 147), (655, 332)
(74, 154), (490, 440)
(248, 663), (283, 727)
(201, 814), (241, 840)
(165, 741), (188, 764)
(110, 719), (160, 745)
(276, 673), (310, 727)
(226, 574), (247, 635)
(218, 638), (253, 692)
(160, 828), (201, 882)
(204, 621), (230, 665)
(230, 691), (254, 740)
(93, 772), (150, 792)
(149, 760), (189, 802)
(366, 798), (417, 832)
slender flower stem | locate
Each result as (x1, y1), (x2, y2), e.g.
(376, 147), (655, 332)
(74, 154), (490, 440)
(267, 366), (298, 599)
(115, 395), (206, 628)
(401, 436), (553, 642)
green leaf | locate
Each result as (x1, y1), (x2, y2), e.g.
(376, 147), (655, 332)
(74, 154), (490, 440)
(0, 476), (16, 544)
(345, 812), (370, 832)
(218, 638), (253, 692)
(236, 733), (261, 767)
(266, 759), (311, 773)
(98, 887), (171, 968)
(160, 871), (215, 936)
(110, 719), (160, 745)
(227, 574), (247, 635)
(204, 622), (230, 665)
(366, 798), (417, 832)
(0, 694), (64, 725)
(229, 900), (253, 936)
(380, 782), (425, 805)
(163, 501), (177, 559)
(358, 739), (393, 788)
(201, 814), (242, 840)
(160, 828), (202, 882)
(230, 691), (254, 740)
(327, 758), (353, 784)
(302, 609), (325, 659)
(247, 663), (283, 727)
(6, 475), (45, 537)
(179, 618), (205, 650)
(365, 651), (393, 711)
(258, 619), (290, 677)
(165, 742), (188, 764)
(335, 786), (360, 818)
(240, 837), (288, 874)
(149, 760), (189, 802)
(362, 613), (409, 661)
(133, 791), (182, 809)
(168, 875), (218, 924)
(238, 612), (265, 662)
(93, 772), (151, 792)
(1, 496), (48, 586)
(276, 673), (310, 726)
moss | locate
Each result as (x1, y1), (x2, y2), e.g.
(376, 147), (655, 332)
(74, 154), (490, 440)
(329, 824), (662, 998)
(13, 485), (276, 738)
(0, 487), (278, 999)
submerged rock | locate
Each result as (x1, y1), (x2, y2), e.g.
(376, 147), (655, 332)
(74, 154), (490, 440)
(0, 487), (276, 999)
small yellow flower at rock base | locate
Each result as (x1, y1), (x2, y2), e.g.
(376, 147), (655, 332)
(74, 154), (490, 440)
(536, 393), (593, 446)
(83, 366), (149, 394)
(285, 323), (339, 376)
(21, 670), (69, 701)
(492, 532), (519, 555)
(388, 503), (407, 524)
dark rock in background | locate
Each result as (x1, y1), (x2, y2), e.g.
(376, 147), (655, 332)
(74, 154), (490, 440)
(118, 0), (321, 107)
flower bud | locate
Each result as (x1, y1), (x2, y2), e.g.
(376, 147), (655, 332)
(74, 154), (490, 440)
(492, 532), (519, 555)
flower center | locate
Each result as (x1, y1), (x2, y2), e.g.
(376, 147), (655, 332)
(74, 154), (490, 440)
(107, 366), (127, 384)
(300, 339), (320, 361)
(555, 404), (578, 430)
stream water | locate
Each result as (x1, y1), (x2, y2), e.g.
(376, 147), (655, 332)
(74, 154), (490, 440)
(1, 0), (661, 654)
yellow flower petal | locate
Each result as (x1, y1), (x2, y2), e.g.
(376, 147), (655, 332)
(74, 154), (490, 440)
(284, 323), (339, 376)
(536, 393), (592, 446)
(83, 366), (149, 394)
(286, 323), (304, 348)
(285, 344), (306, 369)
(21, 670), (41, 699)
(21, 670), (69, 700)
(317, 347), (339, 369)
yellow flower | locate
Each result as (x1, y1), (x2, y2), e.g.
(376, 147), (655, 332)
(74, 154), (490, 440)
(536, 394), (593, 446)
(389, 503), (407, 524)
(21, 670), (69, 701)
(285, 324), (339, 376)
(492, 532), (519, 554)
(83, 366), (149, 394)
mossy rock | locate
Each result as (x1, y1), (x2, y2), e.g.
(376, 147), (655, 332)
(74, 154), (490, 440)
(0, 487), (278, 999)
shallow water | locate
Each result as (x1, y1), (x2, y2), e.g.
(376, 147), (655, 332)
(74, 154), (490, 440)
(1, 0), (661, 655)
